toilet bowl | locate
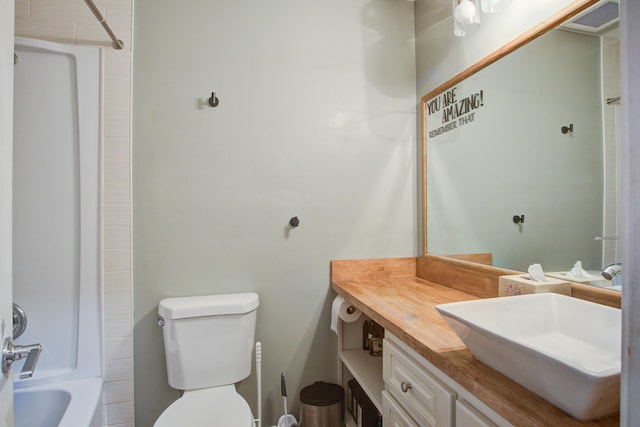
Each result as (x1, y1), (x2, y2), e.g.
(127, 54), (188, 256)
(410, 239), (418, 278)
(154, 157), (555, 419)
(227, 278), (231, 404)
(154, 293), (259, 427)
(154, 385), (254, 427)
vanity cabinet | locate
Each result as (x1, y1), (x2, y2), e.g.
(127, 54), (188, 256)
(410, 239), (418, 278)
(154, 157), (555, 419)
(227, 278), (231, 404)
(332, 258), (620, 427)
(383, 338), (455, 426)
(382, 391), (419, 427)
(338, 316), (507, 427)
(455, 401), (497, 427)
(382, 334), (504, 427)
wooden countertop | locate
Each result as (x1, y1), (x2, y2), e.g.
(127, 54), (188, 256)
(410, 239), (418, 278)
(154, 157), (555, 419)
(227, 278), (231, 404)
(331, 256), (620, 427)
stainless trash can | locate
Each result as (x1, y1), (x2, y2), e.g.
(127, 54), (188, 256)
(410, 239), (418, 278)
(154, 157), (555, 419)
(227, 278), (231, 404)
(299, 381), (344, 427)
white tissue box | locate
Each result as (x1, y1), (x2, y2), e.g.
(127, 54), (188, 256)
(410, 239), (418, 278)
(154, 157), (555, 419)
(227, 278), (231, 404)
(499, 274), (572, 297)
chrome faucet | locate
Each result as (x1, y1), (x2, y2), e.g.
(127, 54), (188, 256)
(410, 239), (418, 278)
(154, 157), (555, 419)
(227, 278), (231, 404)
(601, 263), (622, 281)
(2, 338), (42, 379)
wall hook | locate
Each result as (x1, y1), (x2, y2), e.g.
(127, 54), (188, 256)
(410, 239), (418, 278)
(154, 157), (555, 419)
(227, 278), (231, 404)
(561, 124), (573, 134)
(208, 92), (219, 107)
(512, 214), (525, 224)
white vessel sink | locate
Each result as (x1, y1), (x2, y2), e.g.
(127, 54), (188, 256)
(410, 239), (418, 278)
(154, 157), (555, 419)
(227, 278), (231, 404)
(436, 293), (620, 420)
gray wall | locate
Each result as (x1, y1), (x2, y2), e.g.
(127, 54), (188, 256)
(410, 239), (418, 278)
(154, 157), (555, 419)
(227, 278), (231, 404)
(132, 1), (416, 426)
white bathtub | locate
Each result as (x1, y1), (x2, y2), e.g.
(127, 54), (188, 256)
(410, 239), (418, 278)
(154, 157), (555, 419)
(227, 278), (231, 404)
(14, 377), (103, 427)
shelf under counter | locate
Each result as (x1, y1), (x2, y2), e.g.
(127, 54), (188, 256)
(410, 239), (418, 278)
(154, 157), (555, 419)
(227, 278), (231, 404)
(344, 411), (357, 427)
(339, 348), (384, 413)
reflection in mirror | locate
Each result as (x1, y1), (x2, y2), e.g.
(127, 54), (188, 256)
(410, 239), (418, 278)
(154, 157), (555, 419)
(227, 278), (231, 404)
(422, 6), (620, 288)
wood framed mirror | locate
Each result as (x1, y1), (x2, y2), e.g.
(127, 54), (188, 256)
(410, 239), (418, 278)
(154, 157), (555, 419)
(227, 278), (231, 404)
(421, 0), (623, 290)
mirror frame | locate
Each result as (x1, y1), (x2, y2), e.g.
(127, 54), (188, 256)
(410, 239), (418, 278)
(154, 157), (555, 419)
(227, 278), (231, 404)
(420, 0), (600, 257)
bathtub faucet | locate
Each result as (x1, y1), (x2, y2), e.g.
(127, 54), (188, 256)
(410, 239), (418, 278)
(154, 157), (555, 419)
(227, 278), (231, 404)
(1, 338), (42, 379)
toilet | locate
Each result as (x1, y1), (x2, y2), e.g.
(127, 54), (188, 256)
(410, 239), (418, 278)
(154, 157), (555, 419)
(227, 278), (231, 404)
(154, 292), (259, 427)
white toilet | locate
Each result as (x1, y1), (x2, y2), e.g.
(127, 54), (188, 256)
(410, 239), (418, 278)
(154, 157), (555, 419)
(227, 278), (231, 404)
(154, 292), (259, 427)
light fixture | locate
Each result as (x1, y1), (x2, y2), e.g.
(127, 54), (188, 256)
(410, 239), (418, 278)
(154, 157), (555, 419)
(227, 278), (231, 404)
(453, 0), (481, 37)
(481, 0), (511, 13)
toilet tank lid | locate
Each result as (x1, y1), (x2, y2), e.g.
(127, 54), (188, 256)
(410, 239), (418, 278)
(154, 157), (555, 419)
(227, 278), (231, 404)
(158, 293), (259, 319)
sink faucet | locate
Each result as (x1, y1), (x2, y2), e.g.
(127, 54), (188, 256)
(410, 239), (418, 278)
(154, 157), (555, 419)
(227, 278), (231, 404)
(601, 263), (622, 281)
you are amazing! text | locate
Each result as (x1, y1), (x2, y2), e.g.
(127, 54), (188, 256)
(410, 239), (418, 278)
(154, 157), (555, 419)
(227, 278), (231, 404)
(426, 87), (484, 138)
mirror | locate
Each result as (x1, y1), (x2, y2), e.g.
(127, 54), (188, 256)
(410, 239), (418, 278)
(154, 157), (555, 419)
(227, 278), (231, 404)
(422, 1), (621, 288)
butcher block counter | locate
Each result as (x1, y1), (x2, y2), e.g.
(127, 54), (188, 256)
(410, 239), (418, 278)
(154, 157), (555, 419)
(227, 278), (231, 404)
(331, 255), (620, 427)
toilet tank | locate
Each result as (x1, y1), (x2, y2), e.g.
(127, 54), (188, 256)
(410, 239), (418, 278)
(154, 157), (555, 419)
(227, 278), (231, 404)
(158, 293), (259, 390)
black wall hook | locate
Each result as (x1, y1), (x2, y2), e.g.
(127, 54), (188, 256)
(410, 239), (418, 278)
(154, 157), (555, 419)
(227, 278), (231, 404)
(561, 123), (573, 134)
(208, 92), (219, 107)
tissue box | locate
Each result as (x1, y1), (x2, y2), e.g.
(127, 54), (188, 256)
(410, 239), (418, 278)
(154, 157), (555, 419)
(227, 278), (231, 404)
(499, 275), (572, 297)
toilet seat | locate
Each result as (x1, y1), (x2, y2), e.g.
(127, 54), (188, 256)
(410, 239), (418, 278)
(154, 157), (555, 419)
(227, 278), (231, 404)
(154, 385), (254, 427)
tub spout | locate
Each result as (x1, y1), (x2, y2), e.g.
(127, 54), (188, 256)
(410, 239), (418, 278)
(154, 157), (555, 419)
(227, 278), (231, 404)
(2, 338), (42, 378)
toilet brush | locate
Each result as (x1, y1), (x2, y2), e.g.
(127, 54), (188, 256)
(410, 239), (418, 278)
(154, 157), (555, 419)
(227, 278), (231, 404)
(277, 373), (298, 427)
(255, 342), (262, 427)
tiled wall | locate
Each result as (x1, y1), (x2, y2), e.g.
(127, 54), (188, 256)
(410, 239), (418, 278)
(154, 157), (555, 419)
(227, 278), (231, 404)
(15, 1), (134, 426)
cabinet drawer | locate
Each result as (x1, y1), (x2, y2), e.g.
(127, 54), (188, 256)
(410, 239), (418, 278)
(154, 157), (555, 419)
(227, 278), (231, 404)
(383, 339), (455, 427)
(383, 391), (419, 427)
(456, 400), (498, 427)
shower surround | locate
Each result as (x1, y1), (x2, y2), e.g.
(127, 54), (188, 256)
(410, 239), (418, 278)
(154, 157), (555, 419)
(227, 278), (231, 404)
(15, 0), (134, 425)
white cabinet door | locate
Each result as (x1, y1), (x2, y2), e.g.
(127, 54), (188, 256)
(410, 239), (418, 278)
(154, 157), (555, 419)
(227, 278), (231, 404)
(456, 400), (497, 427)
(383, 391), (419, 427)
(384, 339), (455, 427)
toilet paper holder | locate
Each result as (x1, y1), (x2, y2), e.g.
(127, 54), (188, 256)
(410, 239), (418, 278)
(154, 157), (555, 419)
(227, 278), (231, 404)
(331, 296), (362, 334)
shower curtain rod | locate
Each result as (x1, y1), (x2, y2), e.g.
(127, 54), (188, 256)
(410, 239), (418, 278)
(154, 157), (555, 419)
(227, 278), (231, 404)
(83, 0), (124, 50)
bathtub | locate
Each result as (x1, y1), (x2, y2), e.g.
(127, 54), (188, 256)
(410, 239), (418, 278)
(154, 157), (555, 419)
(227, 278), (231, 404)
(14, 377), (103, 427)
